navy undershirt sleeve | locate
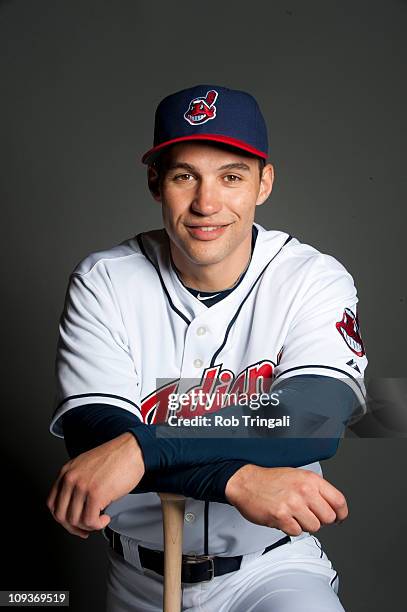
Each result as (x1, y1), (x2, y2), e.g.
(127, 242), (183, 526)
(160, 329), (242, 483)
(61, 404), (246, 502)
(61, 375), (359, 503)
(128, 375), (358, 471)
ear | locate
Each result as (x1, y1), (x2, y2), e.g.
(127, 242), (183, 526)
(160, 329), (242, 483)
(148, 165), (162, 202)
(256, 163), (274, 207)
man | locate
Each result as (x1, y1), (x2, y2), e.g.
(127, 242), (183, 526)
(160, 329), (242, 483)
(47, 85), (367, 611)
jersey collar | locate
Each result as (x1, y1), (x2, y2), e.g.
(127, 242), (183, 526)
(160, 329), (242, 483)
(137, 223), (291, 321)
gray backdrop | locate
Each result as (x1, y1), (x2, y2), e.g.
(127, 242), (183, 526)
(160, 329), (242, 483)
(1, 1), (406, 610)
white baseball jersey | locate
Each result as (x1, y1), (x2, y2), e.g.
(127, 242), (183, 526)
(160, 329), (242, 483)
(49, 222), (367, 556)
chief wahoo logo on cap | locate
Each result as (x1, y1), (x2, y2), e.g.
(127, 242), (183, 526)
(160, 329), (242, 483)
(184, 90), (218, 125)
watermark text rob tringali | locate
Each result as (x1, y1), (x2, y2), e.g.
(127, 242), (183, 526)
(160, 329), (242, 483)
(167, 414), (291, 429)
(166, 391), (290, 429)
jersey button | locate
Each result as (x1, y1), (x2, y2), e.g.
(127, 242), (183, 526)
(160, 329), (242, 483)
(193, 358), (203, 368)
(196, 326), (207, 336)
(184, 512), (195, 523)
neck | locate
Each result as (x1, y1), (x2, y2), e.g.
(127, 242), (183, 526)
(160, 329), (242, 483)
(170, 232), (253, 292)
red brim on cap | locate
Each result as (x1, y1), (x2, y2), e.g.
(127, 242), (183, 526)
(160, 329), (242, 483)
(141, 134), (268, 165)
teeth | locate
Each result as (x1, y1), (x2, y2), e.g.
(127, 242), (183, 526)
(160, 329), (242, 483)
(198, 226), (221, 231)
(341, 329), (361, 352)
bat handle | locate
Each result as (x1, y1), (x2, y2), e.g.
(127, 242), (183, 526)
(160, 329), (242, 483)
(158, 493), (186, 612)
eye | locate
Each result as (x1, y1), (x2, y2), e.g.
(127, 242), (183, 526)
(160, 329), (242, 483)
(224, 174), (241, 182)
(174, 173), (194, 181)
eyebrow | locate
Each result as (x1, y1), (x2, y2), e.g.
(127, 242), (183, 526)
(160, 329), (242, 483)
(166, 161), (252, 173)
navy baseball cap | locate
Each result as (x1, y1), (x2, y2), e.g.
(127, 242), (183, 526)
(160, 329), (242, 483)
(141, 84), (268, 165)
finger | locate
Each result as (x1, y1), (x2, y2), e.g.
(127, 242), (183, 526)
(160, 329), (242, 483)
(335, 503), (349, 523)
(81, 494), (111, 531)
(61, 523), (90, 539)
(46, 481), (60, 514)
(47, 479), (89, 539)
(308, 497), (337, 526)
(319, 481), (348, 521)
(52, 477), (74, 527)
(55, 487), (92, 539)
(292, 507), (321, 533)
(46, 463), (71, 513)
(278, 516), (303, 537)
(66, 485), (87, 528)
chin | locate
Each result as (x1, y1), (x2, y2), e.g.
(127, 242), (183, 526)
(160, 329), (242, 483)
(188, 241), (230, 261)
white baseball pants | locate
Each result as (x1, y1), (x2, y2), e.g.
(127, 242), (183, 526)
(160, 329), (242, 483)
(105, 533), (345, 611)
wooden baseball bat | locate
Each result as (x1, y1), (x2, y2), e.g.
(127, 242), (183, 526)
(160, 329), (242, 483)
(158, 493), (186, 612)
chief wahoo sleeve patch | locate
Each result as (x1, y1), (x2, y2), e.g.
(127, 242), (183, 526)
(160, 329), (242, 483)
(336, 308), (365, 357)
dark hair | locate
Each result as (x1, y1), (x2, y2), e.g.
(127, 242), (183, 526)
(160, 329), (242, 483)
(152, 142), (266, 182)
(257, 157), (266, 178)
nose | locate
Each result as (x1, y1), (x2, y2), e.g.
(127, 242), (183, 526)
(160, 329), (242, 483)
(191, 178), (222, 216)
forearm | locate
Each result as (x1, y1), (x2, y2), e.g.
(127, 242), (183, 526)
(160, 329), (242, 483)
(62, 375), (356, 502)
(61, 406), (245, 502)
(131, 375), (357, 469)
(63, 376), (356, 469)
(136, 461), (247, 503)
(61, 402), (329, 503)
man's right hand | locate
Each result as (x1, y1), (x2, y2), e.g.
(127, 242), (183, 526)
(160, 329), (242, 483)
(46, 432), (145, 538)
(225, 465), (348, 535)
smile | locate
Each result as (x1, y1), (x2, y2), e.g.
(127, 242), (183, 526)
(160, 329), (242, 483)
(195, 226), (223, 232)
(186, 225), (230, 240)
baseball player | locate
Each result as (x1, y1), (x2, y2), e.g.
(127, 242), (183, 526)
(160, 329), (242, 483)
(47, 85), (368, 611)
